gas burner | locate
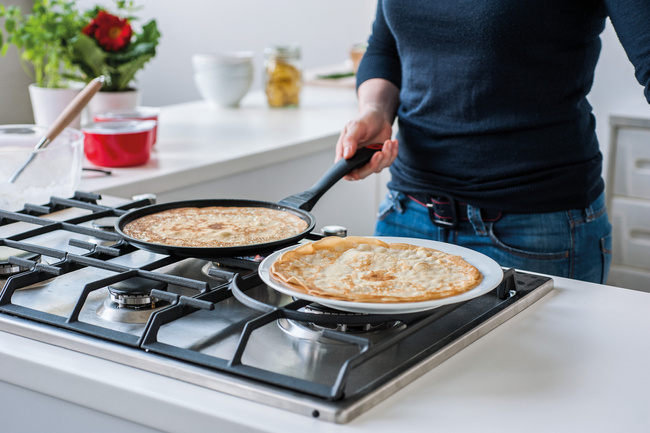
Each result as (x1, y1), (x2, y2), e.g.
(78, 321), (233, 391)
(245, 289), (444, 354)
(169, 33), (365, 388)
(92, 217), (118, 232)
(0, 246), (40, 278)
(96, 277), (170, 323)
(278, 317), (406, 343)
(87, 216), (119, 246)
(96, 298), (172, 324)
(278, 303), (406, 342)
(107, 277), (168, 308)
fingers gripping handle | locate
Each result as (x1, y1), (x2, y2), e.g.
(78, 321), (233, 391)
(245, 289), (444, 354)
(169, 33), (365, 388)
(278, 144), (383, 211)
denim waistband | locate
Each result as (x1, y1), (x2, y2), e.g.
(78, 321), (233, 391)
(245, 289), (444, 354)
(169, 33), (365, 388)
(407, 193), (502, 229)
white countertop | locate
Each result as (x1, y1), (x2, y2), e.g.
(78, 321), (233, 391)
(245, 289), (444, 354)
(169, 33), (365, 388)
(4, 87), (650, 432)
(81, 86), (359, 199)
(1, 275), (649, 432)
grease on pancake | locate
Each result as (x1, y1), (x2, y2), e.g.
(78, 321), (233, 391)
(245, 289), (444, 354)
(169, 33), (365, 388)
(123, 206), (309, 247)
(270, 236), (482, 303)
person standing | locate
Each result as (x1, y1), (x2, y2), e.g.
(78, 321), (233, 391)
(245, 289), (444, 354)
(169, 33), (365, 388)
(336, 1), (650, 283)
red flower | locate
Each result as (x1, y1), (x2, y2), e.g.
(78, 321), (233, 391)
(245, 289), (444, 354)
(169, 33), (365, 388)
(83, 10), (133, 52)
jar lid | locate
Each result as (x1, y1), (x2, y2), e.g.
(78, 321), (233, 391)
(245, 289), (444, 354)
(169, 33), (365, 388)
(93, 106), (160, 120)
(82, 120), (157, 135)
(264, 44), (301, 58)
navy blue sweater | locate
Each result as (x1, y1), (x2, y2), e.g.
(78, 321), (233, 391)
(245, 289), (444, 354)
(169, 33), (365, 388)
(357, 0), (650, 213)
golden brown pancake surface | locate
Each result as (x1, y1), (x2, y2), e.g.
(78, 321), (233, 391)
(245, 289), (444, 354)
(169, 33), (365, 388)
(270, 236), (483, 303)
(123, 206), (309, 248)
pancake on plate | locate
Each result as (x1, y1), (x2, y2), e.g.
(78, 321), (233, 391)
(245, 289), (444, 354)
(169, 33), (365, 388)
(270, 236), (483, 303)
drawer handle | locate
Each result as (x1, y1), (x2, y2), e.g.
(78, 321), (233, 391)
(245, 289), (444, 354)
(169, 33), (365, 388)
(634, 159), (650, 171)
(630, 229), (650, 242)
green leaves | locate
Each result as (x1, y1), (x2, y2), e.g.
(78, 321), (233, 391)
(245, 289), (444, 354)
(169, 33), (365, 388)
(4, 17), (15, 33)
(0, 0), (85, 88)
(67, 33), (108, 78)
(0, 0), (159, 90)
(68, 18), (160, 91)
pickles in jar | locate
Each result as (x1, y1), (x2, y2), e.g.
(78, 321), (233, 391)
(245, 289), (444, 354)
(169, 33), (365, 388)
(265, 59), (302, 107)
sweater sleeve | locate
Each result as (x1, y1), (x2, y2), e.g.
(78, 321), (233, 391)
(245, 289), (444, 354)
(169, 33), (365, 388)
(605, 0), (650, 103)
(356, 1), (402, 90)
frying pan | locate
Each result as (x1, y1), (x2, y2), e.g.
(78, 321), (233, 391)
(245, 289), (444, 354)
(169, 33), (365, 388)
(114, 144), (382, 258)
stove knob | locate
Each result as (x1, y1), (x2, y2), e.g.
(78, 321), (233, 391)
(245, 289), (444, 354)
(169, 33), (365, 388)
(321, 225), (347, 237)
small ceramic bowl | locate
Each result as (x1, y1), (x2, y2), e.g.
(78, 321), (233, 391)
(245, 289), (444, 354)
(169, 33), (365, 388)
(191, 51), (254, 74)
(193, 72), (253, 107)
(93, 106), (160, 144)
(192, 52), (254, 107)
(82, 120), (156, 167)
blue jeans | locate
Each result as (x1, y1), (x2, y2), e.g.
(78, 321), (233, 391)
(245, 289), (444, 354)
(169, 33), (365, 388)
(375, 190), (612, 283)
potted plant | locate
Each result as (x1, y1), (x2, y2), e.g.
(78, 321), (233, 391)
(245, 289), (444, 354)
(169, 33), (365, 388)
(67, 0), (161, 116)
(0, 0), (87, 127)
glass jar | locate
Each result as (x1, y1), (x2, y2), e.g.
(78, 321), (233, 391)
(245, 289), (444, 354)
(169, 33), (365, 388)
(264, 44), (302, 108)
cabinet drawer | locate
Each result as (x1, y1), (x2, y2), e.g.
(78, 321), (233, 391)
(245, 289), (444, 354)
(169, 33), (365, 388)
(612, 128), (650, 200)
(611, 196), (650, 268)
(607, 264), (650, 293)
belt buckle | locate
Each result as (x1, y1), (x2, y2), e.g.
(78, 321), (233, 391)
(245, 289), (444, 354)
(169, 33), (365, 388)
(427, 193), (458, 229)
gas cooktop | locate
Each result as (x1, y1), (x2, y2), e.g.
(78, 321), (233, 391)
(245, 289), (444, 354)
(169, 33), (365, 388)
(0, 192), (553, 423)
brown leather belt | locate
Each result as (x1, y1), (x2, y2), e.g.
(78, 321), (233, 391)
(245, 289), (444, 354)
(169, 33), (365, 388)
(407, 193), (502, 229)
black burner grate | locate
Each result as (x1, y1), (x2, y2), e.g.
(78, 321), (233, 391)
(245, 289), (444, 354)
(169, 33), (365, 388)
(0, 192), (218, 345)
(0, 191), (553, 417)
(139, 269), (549, 401)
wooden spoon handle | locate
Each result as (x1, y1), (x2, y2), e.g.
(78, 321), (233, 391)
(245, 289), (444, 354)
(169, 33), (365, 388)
(40, 76), (105, 148)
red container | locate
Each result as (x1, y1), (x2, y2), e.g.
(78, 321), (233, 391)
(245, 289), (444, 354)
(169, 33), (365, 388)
(82, 120), (156, 167)
(93, 106), (160, 144)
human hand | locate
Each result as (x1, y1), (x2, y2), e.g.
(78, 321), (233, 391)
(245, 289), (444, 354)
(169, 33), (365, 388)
(335, 110), (398, 180)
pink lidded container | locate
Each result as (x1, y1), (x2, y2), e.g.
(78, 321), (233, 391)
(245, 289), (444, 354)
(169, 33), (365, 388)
(82, 120), (156, 167)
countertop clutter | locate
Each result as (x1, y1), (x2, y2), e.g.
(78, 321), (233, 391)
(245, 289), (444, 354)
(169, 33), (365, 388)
(1, 87), (650, 433)
(80, 85), (387, 236)
(80, 86), (360, 198)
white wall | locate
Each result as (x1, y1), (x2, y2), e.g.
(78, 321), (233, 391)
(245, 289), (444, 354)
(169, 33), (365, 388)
(2, 2), (649, 173)
(590, 20), (650, 181)
(0, 0), (36, 123)
(0, 0), (377, 121)
(73, 0), (378, 106)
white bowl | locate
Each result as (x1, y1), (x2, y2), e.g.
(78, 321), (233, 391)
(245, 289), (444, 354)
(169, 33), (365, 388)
(193, 65), (254, 80)
(0, 125), (84, 211)
(193, 66), (253, 79)
(194, 73), (253, 107)
(192, 52), (253, 74)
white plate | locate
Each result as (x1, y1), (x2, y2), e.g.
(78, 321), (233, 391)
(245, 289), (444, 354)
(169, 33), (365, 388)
(258, 237), (503, 314)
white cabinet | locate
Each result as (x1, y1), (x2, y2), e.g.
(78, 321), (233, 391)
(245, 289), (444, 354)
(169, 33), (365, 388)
(606, 116), (650, 292)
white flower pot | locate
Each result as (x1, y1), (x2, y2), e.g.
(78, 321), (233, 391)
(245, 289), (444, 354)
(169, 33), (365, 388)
(87, 90), (142, 120)
(28, 83), (85, 129)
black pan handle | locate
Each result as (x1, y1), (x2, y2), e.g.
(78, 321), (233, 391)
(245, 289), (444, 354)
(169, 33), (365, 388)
(278, 143), (383, 211)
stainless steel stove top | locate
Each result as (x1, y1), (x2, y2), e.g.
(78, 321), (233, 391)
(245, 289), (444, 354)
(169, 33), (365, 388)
(0, 192), (553, 423)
